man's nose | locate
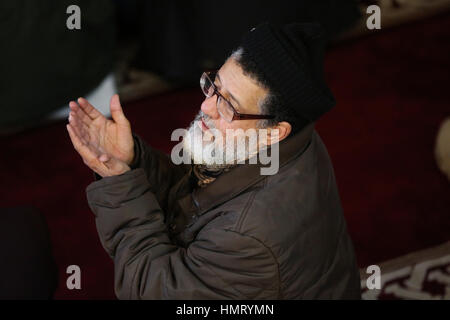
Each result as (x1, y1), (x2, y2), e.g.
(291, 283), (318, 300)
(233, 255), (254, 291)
(201, 96), (220, 119)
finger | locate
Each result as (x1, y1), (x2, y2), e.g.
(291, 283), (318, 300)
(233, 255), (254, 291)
(67, 124), (107, 175)
(77, 97), (103, 120)
(67, 124), (97, 160)
(70, 110), (90, 136)
(68, 112), (89, 144)
(71, 102), (93, 126)
(67, 123), (90, 154)
(110, 94), (129, 126)
(69, 101), (79, 111)
(69, 115), (106, 158)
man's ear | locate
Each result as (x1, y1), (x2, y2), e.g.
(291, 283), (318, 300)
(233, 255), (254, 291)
(266, 121), (292, 145)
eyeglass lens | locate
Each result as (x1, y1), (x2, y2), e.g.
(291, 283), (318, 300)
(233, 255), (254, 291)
(201, 72), (234, 122)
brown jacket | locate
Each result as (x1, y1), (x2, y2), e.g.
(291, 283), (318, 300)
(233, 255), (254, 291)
(86, 123), (361, 299)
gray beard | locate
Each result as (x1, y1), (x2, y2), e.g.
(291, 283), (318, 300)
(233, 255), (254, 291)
(183, 111), (258, 169)
(199, 162), (236, 172)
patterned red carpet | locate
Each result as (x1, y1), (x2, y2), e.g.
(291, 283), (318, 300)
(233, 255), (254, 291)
(0, 13), (449, 299)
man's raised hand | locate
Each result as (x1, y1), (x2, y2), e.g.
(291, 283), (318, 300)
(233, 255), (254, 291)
(67, 94), (135, 165)
(67, 94), (135, 177)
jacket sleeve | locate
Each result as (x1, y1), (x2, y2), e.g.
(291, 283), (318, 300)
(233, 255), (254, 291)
(86, 168), (280, 300)
(128, 133), (189, 209)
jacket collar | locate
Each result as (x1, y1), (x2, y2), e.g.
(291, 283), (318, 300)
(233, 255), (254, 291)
(179, 122), (315, 216)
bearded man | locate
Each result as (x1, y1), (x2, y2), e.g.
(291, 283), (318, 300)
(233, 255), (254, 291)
(67, 23), (361, 299)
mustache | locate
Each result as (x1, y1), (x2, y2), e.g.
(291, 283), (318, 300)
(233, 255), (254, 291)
(193, 111), (215, 130)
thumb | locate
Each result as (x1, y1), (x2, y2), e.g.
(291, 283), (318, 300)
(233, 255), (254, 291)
(110, 94), (128, 125)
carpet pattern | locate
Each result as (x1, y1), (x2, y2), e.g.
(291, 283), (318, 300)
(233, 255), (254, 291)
(361, 241), (450, 299)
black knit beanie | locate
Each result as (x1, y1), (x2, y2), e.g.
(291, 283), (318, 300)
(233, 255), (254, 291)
(240, 22), (336, 126)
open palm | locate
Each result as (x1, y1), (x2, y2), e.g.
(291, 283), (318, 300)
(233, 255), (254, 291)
(68, 94), (134, 165)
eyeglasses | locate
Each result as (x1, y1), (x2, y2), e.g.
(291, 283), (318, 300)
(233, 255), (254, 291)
(200, 71), (276, 123)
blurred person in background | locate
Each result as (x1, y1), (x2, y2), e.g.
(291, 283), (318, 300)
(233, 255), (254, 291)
(1, 0), (360, 132)
(0, 0), (116, 134)
(116, 0), (360, 98)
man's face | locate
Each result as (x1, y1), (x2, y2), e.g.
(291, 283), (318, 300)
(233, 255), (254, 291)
(200, 57), (268, 134)
(183, 58), (270, 167)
